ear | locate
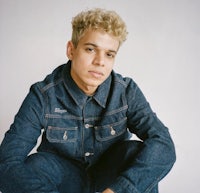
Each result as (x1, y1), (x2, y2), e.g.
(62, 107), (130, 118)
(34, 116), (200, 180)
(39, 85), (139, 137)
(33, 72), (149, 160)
(66, 41), (75, 60)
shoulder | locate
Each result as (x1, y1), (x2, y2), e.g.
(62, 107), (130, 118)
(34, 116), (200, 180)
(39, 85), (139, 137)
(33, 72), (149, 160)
(32, 63), (67, 93)
(111, 70), (143, 103)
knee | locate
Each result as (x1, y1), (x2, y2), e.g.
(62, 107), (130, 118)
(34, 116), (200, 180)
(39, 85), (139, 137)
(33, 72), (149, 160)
(25, 152), (63, 185)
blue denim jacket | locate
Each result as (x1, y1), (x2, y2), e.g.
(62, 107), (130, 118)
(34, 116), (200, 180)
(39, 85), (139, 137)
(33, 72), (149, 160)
(0, 61), (175, 192)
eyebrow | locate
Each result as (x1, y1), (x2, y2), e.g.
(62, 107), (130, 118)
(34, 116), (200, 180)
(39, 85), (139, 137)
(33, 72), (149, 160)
(84, 43), (118, 54)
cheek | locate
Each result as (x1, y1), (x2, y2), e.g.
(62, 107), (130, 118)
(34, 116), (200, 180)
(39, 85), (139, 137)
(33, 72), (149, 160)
(76, 54), (93, 66)
(106, 63), (114, 72)
(104, 67), (113, 78)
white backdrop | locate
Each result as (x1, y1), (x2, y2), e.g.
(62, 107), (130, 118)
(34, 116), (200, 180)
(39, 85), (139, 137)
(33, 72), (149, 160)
(0, 0), (199, 192)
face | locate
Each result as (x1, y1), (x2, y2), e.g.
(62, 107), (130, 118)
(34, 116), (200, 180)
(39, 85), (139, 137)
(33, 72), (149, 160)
(67, 29), (119, 95)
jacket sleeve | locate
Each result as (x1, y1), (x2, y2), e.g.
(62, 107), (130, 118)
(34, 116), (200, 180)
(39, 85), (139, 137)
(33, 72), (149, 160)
(109, 80), (176, 193)
(0, 84), (45, 191)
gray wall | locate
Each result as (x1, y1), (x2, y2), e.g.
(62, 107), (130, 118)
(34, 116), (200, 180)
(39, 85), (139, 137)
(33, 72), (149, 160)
(0, 0), (199, 192)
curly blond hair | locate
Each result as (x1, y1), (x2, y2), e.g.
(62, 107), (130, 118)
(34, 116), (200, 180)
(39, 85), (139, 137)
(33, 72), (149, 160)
(71, 8), (128, 47)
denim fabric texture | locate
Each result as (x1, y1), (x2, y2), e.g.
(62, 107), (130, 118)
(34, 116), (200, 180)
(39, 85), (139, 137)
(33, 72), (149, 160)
(0, 61), (176, 193)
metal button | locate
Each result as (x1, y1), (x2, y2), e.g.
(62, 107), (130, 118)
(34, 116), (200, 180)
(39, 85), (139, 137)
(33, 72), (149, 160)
(85, 124), (90, 128)
(110, 127), (116, 135)
(63, 131), (68, 140)
(85, 152), (90, 156)
(85, 152), (94, 157)
(111, 130), (116, 135)
(85, 124), (93, 128)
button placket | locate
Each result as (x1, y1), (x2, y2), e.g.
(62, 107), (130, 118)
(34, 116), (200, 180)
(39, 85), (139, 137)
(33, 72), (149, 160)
(84, 123), (94, 157)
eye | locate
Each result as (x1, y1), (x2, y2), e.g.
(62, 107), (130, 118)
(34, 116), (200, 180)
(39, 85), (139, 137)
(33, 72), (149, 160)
(106, 52), (115, 58)
(85, 47), (95, 53)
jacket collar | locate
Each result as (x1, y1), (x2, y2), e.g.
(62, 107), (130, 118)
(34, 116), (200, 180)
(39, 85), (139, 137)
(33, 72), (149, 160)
(63, 61), (111, 108)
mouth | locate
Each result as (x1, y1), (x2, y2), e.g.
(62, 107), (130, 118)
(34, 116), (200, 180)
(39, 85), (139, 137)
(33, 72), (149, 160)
(88, 70), (104, 78)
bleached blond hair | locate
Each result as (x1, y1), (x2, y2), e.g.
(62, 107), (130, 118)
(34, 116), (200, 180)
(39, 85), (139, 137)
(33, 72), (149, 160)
(71, 8), (128, 47)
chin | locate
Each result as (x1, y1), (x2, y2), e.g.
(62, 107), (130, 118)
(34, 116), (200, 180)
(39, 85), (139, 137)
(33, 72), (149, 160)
(87, 80), (104, 87)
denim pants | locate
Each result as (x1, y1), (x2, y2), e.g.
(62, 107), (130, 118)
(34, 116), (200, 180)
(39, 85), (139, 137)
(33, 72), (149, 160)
(0, 140), (158, 193)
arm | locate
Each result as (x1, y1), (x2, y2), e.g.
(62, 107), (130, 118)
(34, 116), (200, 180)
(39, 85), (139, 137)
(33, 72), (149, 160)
(0, 84), (45, 190)
(108, 80), (176, 193)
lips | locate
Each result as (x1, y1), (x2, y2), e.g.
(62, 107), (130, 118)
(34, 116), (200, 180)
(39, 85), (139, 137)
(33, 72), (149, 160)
(88, 70), (104, 78)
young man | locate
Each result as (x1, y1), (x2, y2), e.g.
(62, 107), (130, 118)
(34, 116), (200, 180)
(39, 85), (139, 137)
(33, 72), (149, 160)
(0, 8), (176, 193)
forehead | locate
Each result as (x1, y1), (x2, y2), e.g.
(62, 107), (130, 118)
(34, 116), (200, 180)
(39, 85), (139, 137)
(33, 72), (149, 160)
(78, 29), (120, 51)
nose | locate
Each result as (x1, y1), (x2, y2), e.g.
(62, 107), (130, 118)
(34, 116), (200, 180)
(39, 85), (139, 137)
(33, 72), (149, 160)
(93, 51), (105, 66)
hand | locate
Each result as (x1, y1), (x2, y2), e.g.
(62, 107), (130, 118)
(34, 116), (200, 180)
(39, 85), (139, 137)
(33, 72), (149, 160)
(102, 188), (115, 193)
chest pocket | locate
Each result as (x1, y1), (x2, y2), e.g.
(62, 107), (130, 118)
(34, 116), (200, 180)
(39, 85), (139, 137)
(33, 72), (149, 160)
(94, 117), (128, 142)
(46, 126), (78, 143)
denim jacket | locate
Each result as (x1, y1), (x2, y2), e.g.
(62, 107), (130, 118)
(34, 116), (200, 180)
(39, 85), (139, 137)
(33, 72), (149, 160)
(0, 61), (176, 192)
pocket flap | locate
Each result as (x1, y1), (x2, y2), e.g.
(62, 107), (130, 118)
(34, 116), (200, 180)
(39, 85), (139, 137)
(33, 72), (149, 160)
(94, 118), (127, 142)
(47, 126), (78, 143)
